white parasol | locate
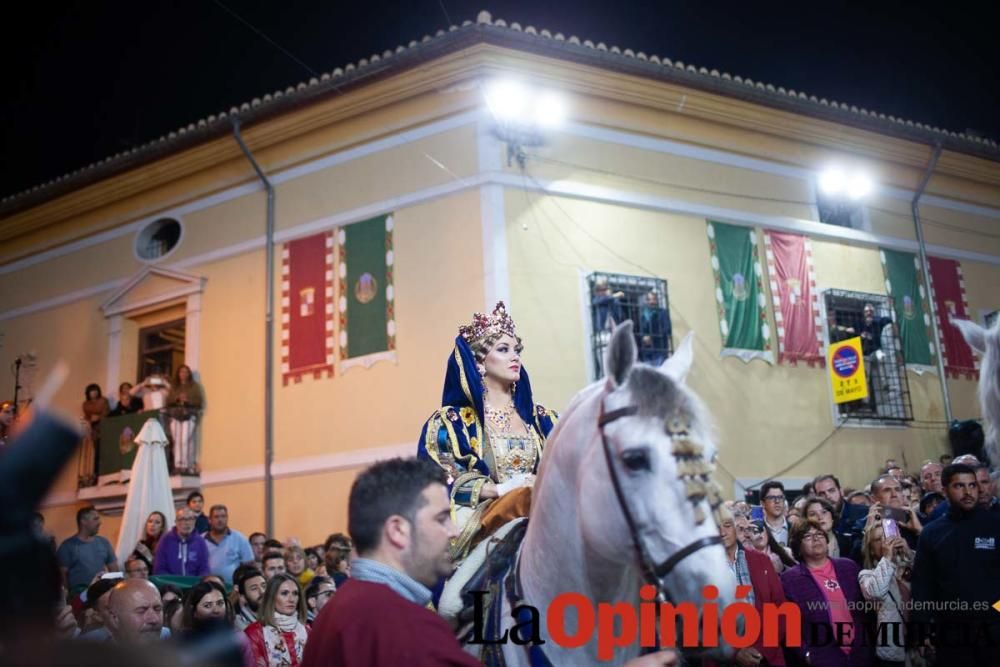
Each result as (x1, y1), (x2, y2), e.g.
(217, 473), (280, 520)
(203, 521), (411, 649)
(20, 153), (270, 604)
(115, 417), (175, 566)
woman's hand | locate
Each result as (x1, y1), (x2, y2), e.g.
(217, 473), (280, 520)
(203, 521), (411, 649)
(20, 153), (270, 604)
(622, 649), (679, 666)
(480, 482), (499, 499)
(899, 508), (923, 535)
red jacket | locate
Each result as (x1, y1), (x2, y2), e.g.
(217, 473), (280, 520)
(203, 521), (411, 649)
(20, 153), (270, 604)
(245, 620), (308, 667)
(706, 548), (787, 666)
(302, 579), (480, 667)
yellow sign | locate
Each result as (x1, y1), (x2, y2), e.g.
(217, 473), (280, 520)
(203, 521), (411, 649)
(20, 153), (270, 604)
(828, 336), (868, 404)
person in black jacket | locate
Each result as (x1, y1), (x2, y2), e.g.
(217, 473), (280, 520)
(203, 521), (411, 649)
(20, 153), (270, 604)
(911, 463), (1000, 662)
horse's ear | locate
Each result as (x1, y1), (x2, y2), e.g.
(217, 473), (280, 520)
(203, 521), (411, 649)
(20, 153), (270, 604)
(605, 321), (636, 387)
(951, 317), (986, 355)
(661, 331), (694, 383)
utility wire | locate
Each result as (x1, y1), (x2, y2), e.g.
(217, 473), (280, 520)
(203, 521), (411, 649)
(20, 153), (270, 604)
(211, 0), (320, 79)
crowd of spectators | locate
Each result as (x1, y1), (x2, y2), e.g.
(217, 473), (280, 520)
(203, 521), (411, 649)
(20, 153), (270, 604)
(7, 400), (998, 667)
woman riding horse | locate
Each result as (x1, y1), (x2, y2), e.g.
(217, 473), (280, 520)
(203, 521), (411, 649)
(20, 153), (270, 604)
(417, 302), (558, 559)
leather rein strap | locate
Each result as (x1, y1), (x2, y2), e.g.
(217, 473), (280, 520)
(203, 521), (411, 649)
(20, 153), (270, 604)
(598, 403), (722, 601)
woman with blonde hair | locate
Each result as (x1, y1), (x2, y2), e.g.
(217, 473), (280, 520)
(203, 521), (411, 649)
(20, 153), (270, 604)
(859, 520), (914, 665)
(244, 572), (309, 666)
(284, 545), (315, 588)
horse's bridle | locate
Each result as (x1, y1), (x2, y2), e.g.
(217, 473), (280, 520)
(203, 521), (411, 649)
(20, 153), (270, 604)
(598, 403), (722, 603)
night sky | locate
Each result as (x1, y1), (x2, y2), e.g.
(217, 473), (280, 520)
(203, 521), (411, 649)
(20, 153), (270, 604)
(3, 0), (998, 203)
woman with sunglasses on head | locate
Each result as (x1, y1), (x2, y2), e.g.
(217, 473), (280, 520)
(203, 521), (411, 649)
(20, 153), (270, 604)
(781, 520), (874, 666)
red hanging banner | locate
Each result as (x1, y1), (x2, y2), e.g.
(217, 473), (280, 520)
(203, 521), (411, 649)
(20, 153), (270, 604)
(764, 231), (824, 367)
(928, 256), (977, 379)
(281, 232), (336, 385)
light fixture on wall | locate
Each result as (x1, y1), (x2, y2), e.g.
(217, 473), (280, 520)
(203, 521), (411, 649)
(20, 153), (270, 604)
(819, 167), (873, 200)
(484, 79), (567, 168)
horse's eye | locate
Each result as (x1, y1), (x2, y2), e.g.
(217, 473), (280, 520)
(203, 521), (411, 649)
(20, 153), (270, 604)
(622, 448), (650, 472)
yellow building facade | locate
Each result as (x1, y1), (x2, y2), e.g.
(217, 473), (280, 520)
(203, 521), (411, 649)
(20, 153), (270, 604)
(3, 14), (999, 547)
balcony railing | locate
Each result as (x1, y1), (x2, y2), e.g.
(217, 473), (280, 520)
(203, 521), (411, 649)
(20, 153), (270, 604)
(78, 407), (202, 489)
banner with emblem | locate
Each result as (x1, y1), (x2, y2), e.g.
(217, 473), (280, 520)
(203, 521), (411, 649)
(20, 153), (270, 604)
(338, 214), (397, 372)
(707, 221), (773, 363)
(928, 256), (977, 379)
(880, 248), (935, 370)
(281, 232), (336, 385)
(764, 230), (824, 367)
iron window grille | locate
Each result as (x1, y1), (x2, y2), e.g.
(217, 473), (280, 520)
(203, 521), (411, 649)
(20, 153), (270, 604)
(588, 272), (672, 380)
(824, 289), (914, 423)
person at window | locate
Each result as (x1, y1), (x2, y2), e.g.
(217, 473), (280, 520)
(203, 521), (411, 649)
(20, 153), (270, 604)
(760, 481), (790, 545)
(858, 520), (913, 666)
(80, 384), (110, 484)
(639, 289), (671, 356)
(109, 382), (143, 416)
(781, 520), (874, 666)
(416, 301), (558, 560)
(591, 277), (624, 333)
(166, 364), (203, 474)
(130, 366), (171, 411)
(244, 572), (309, 667)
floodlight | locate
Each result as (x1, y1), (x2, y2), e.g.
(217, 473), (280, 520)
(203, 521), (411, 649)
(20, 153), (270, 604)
(818, 168), (847, 196)
(485, 80), (528, 123)
(533, 91), (566, 129)
(846, 173), (873, 200)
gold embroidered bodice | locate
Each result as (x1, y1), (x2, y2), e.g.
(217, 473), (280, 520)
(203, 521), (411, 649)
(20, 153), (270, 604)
(484, 424), (540, 483)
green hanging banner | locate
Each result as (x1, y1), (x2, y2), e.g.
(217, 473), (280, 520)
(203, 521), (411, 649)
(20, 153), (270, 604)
(707, 221), (773, 363)
(880, 248), (935, 368)
(338, 214), (398, 372)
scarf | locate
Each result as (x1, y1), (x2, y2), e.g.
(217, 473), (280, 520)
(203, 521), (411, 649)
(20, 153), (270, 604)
(262, 614), (307, 666)
(351, 557), (431, 606)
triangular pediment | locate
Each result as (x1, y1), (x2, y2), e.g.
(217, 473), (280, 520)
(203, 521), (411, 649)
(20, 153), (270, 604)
(102, 267), (205, 317)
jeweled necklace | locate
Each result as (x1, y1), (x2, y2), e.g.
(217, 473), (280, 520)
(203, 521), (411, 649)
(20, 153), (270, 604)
(485, 400), (516, 433)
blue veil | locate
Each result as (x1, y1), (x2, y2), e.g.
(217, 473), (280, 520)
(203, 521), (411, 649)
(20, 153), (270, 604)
(441, 335), (537, 425)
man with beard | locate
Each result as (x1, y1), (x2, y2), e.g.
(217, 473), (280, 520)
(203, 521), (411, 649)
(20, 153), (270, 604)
(912, 464), (1000, 662)
(107, 578), (170, 642)
(233, 566), (266, 631)
(302, 458), (479, 666)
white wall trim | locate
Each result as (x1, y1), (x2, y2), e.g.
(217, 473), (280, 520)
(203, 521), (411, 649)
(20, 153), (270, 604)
(5, 172), (1000, 324)
(106, 315), (123, 405)
(7, 112), (1000, 280)
(0, 111), (483, 277)
(563, 121), (1000, 219)
(477, 119), (510, 306)
(102, 283), (203, 318)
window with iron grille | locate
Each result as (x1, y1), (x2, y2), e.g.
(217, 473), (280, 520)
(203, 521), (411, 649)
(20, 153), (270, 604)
(588, 272), (672, 380)
(824, 289), (913, 423)
(136, 217), (182, 261)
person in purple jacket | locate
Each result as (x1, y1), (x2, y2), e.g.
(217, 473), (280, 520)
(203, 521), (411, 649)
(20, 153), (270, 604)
(153, 507), (210, 577)
(780, 519), (873, 667)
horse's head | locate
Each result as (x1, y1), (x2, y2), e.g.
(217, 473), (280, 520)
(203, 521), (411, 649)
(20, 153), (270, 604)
(952, 316), (1000, 466)
(583, 321), (737, 615)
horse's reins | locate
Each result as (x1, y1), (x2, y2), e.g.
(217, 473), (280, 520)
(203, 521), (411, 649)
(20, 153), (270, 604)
(597, 403), (722, 604)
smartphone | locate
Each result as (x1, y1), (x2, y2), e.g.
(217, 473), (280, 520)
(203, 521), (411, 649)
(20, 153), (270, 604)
(882, 506), (910, 523)
(881, 518), (900, 540)
(750, 505), (764, 522)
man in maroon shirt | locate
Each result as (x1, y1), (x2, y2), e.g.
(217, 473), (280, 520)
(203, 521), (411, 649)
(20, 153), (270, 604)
(303, 458), (479, 667)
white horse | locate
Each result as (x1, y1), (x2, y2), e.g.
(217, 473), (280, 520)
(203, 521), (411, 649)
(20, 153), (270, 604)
(951, 316), (1000, 468)
(444, 323), (738, 665)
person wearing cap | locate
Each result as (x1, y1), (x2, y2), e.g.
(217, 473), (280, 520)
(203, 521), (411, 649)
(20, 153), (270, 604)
(78, 574), (123, 640)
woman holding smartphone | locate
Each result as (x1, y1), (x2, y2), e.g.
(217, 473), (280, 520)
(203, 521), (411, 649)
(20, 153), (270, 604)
(859, 520), (913, 666)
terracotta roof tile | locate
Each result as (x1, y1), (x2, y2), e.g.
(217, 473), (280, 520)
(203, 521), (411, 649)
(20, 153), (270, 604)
(3, 8), (997, 213)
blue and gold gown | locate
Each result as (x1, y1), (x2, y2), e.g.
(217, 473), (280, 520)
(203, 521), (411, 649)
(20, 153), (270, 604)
(417, 335), (558, 558)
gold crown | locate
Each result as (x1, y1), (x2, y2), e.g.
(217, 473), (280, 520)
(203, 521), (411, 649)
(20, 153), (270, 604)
(459, 301), (518, 345)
